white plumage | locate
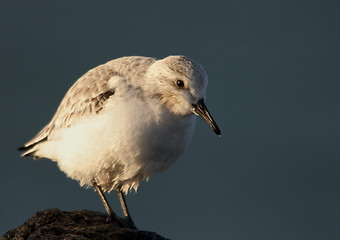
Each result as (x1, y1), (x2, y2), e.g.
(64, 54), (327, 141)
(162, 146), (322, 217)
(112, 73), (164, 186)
(19, 55), (220, 221)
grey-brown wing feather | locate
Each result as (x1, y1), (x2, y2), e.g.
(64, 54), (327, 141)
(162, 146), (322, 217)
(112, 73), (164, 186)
(19, 56), (156, 153)
(20, 64), (121, 150)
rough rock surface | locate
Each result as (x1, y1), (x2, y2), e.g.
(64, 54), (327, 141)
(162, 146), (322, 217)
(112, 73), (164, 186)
(1, 208), (168, 240)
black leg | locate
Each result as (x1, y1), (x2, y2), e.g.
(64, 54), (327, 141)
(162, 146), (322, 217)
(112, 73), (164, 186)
(92, 180), (115, 223)
(92, 180), (137, 229)
(116, 189), (136, 228)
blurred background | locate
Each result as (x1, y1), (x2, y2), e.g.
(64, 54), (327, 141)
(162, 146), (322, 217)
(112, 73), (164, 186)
(1, 1), (339, 239)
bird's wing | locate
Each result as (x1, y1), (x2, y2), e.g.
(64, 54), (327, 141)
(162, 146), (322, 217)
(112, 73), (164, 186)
(20, 63), (124, 150)
(19, 56), (157, 154)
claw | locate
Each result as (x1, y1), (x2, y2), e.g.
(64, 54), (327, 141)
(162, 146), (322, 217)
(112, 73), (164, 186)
(105, 215), (113, 224)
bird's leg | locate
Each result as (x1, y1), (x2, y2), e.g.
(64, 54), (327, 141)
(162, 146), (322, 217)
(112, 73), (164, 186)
(92, 180), (116, 223)
(92, 180), (136, 229)
(116, 188), (136, 228)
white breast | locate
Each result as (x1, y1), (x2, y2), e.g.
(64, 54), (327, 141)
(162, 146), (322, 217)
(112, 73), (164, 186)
(38, 93), (196, 193)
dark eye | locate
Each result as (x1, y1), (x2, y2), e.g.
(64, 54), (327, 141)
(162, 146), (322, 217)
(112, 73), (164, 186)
(175, 79), (185, 88)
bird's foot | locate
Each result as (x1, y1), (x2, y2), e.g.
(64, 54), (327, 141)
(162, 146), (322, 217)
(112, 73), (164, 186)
(105, 215), (113, 224)
(125, 216), (137, 229)
(105, 214), (137, 229)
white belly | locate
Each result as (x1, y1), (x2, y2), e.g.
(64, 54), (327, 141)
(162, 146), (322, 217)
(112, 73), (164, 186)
(38, 96), (196, 193)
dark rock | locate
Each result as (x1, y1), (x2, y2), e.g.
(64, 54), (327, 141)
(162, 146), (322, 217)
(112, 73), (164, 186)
(1, 208), (168, 240)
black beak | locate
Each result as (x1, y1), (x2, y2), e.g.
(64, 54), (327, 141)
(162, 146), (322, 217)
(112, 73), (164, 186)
(193, 99), (221, 136)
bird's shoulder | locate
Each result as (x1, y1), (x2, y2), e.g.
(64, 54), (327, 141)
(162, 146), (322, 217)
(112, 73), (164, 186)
(52, 64), (121, 128)
(51, 56), (156, 128)
(24, 57), (156, 147)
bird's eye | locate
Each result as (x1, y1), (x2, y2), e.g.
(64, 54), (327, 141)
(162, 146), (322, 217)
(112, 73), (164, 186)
(175, 80), (185, 88)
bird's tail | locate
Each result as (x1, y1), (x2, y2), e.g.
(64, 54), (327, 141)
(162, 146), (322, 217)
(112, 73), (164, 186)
(17, 136), (47, 158)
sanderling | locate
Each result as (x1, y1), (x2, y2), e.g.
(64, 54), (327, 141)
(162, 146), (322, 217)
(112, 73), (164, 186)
(18, 55), (220, 228)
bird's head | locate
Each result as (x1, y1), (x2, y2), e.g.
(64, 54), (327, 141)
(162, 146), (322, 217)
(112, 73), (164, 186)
(144, 55), (220, 136)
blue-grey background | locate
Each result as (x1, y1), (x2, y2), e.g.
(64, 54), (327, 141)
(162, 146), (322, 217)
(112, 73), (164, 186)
(1, 1), (339, 239)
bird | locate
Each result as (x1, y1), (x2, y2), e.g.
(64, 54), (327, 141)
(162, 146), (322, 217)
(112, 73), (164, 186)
(18, 55), (220, 228)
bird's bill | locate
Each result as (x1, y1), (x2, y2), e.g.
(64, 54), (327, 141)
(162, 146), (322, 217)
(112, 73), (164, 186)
(193, 99), (221, 136)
